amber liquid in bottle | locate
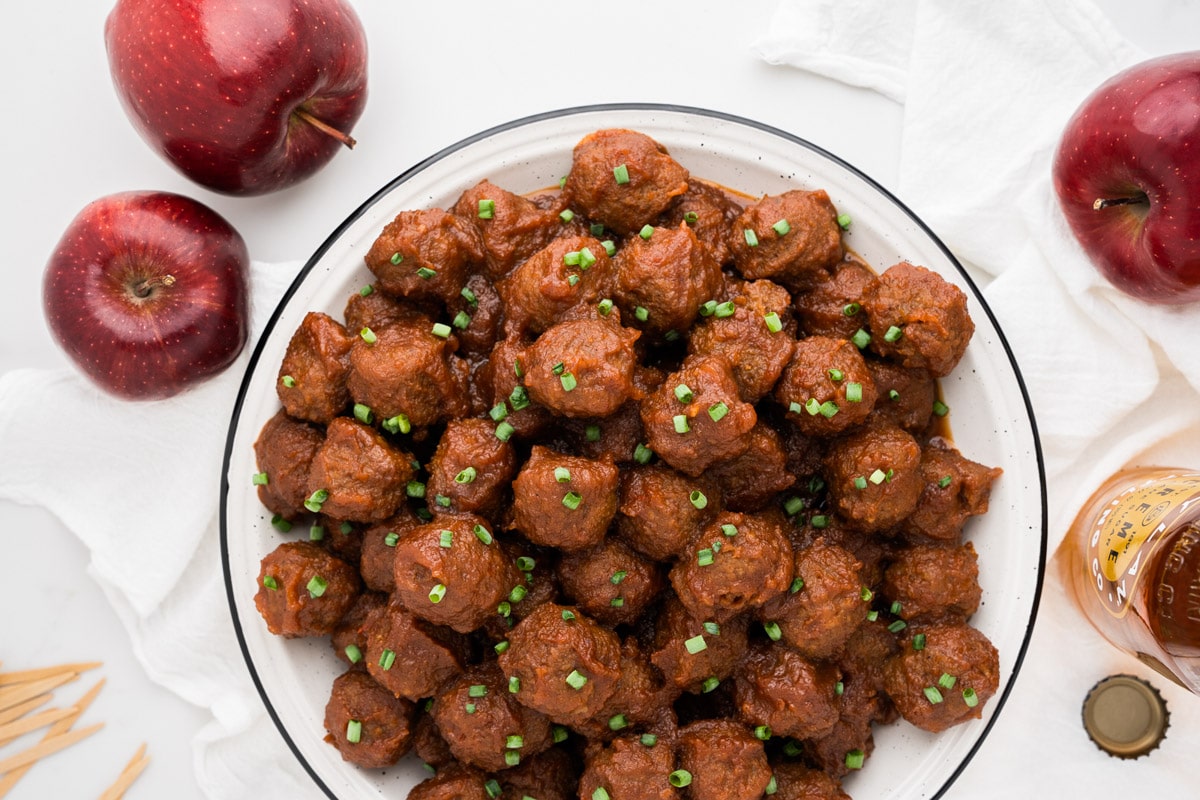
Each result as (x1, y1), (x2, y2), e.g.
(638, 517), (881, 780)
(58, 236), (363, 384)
(1064, 468), (1200, 693)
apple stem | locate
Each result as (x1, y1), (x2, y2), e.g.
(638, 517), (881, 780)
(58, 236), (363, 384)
(1093, 193), (1149, 211)
(133, 275), (176, 298)
(294, 108), (357, 149)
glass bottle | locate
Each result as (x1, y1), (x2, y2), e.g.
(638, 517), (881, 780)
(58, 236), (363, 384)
(1063, 467), (1200, 693)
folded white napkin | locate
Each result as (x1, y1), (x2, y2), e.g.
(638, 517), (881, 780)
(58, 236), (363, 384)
(758, 0), (1199, 794)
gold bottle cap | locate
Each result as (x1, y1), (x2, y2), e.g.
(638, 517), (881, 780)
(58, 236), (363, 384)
(1081, 674), (1169, 759)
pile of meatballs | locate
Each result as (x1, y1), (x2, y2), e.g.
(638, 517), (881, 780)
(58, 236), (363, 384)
(251, 128), (1003, 800)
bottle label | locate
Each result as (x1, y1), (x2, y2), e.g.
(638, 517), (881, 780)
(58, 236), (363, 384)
(1087, 474), (1200, 618)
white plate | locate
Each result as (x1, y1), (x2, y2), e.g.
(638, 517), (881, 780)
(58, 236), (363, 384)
(221, 104), (1047, 800)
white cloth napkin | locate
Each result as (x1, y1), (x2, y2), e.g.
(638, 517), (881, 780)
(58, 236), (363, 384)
(757, 0), (1199, 795)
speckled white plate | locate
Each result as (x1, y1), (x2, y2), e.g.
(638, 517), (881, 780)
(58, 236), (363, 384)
(221, 104), (1046, 800)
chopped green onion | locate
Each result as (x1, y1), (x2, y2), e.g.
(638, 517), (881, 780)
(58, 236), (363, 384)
(455, 467), (477, 485)
(889, 388), (901, 401)
(836, 681), (845, 696)
(633, 443), (653, 464)
(485, 780), (502, 799)
(429, 583), (447, 604)
(763, 312), (783, 333)
(689, 490), (708, 510)
(805, 397), (821, 415)
(772, 219), (791, 236)
(339, 522), (354, 535)
(598, 298), (614, 316)
(473, 524), (493, 545)
(585, 424), (602, 442)
(763, 621), (782, 641)
(851, 328), (871, 348)
(634, 306), (649, 322)
(435, 494), (452, 508)
(720, 524), (738, 537)
(516, 556), (536, 572)
(933, 400), (950, 417)
(252, 472), (269, 486)
(891, 600), (903, 615)
(608, 713), (628, 731)
(561, 609), (575, 621)
(508, 676), (521, 694)
(378, 649), (396, 670)
(610, 570), (627, 585)
(963, 687), (979, 707)
(563, 250), (581, 267)
(452, 311), (472, 330)
(938, 475), (953, 488)
(344, 644), (362, 663)
(554, 466), (572, 483)
(714, 301), (736, 318)
(674, 383), (694, 403)
(309, 524), (325, 542)
(509, 585), (527, 603)
(280, 374), (296, 388)
(887, 619), (908, 633)
(609, 596), (624, 608)
(567, 274), (581, 287)
(495, 421), (515, 442)
(845, 749), (865, 769)
(416, 267), (437, 280)
(494, 640), (510, 654)
(924, 686), (944, 704)
(789, 401), (805, 415)
(579, 247), (597, 270)
(684, 635), (707, 654)
(593, 788), (610, 800)
(869, 469), (887, 485)
(461, 286), (478, 305)
(842, 302), (861, 316)
(478, 199), (495, 219)
(490, 402), (509, 422)
(508, 385), (530, 411)
(431, 322), (452, 339)
(866, 610), (879, 622)
(406, 481), (426, 499)
(884, 325), (904, 343)
(837, 213), (852, 229)
(390, 252), (404, 265)
(346, 719), (362, 744)
(359, 326), (377, 345)
(306, 575), (327, 598)
(783, 496), (805, 516)
(819, 400), (840, 418)
(352, 403), (374, 425)
(912, 633), (927, 650)
(560, 372), (578, 392)
(754, 725), (772, 740)
(810, 515), (828, 529)
(938, 672), (958, 690)
(782, 741), (803, 757)
(384, 532), (400, 547)
(613, 164), (630, 184)
(560, 209), (575, 223)
(673, 414), (690, 434)
(845, 382), (863, 402)
(669, 770), (692, 788)
(701, 676), (720, 693)
(566, 670), (587, 690)
(382, 414), (411, 434)
(861, 586), (874, 602)
(602, 239), (616, 257)
(641, 733), (658, 747)
(438, 529), (454, 548)
(590, 223), (605, 236)
(790, 577), (805, 593)
(262, 575), (279, 591)
(562, 491), (582, 510)
(697, 548), (714, 566)
(853, 476), (868, 490)
(743, 228), (759, 247)
(639, 224), (654, 240)
(552, 726), (569, 743)
(703, 621), (721, 635)
(699, 300), (718, 317)
(504, 751), (521, 767)
(765, 775), (778, 795)
(707, 401), (729, 421)
(468, 684), (488, 698)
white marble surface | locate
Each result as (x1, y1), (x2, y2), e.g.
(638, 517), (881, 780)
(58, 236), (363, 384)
(0, 1), (1196, 797)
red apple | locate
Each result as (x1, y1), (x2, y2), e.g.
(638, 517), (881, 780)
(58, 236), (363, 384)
(1052, 51), (1200, 304)
(43, 191), (250, 400)
(105, 0), (368, 196)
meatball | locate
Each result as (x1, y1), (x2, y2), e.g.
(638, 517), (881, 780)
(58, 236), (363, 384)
(331, 590), (386, 666)
(425, 418), (518, 517)
(616, 465), (720, 561)
(409, 764), (492, 800)
(769, 762), (851, 800)
(580, 733), (679, 800)
(346, 316), (471, 429)
(306, 417), (415, 523)
(677, 719), (773, 800)
(511, 446), (620, 551)
(640, 354), (757, 477)
(760, 540), (865, 660)
(500, 746), (582, 800)
(359, 508), (422, 593)
(564, 129), (689, 235)
(255, 541), (360, 637)
(452, 179), (564, 278)
(882, 622), (999, 733)
(706, 423), (795, 511)
(775, 336), (877, 437)
(498, 602), (622, 726)
(365, 208), (485, 304)
(572, 637), (676, 740)
(431, 661), (553, 771)
(498, 235), (615, 335)
(411, 713), (455, 769)
(823, 422), (923, 532)
(650, 595), (750, 694)
(342, 283), (424, 335)
(391, 515), (520, 633)
(863, 359), (936, 435)
(733, 643), (841, 741)
(670, 512), (793, 623)
(276, 311), (353, 425)
(522, 317), (641, 418)
(884, 543), (982, 622)
(362, 600), (468, 701)
(794, 260), (879, 341)
(613, 223), (723, 336)
(253, 410), (324, 520)
(557, 538), (663, 626)
(481, 336), (556, 439)
(729, 190), (843, 288)
(659, 179), (744, 266)
(323, 669), (415, 769)
(802, 674), (879, 780)
(903, 439), (1002, 542)
(446, 274), (506, 357)
(687, 279), (796, 402)
(862, 262), (974, 377)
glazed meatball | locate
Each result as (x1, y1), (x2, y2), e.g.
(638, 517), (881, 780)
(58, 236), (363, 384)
(409, 764), (492, 800)
(677, 719), (773, 800)
(688, 279), (796, 403)
(346, 316), (471, 429)
(659, 179), (744, 266)
(903, 439), (1003, 542)
(331, 590), (386, 666)
(802, 672), (879, 779)
(500, 746), (582, 800)
(511, 446), (620, 551)
(729, 190), (843, 288)
(358, 508), (422, 593)
(573, 638), (676, 740)
(425, 418), (518, 517)
(882, 622), (999, 733)
(323, 669), (415, 769)
(522, 317), (641, 418)
(431, 661), (553, 771)
(342, 283), (424, 335)
(498, 602), (622, 726)
(452, 179), (564, 278)
(760, 540), (865, 660)
(481, 336), (555, 439)
(651, 595), (750, 694)
(769, 762), (851, 800)
(255, 541), (360, 637)
(564, 129), (689, 235)
(884, 543), (982, 622)
(706, 423), (796, 511)
(581, 733), (679, 800)
(253, 410), (324, 520)
(733, 643), (841, 741)
(411, 713), (455, 769)
(276, 311), (353, 424)
(794, 260), (879, 341)
(365, 208), (485, 304)
(362, 600), (468, 701)
(564, 400), (648, 465)
(775, 336), (877, 437)
(863, 262), (974, 377)
(864, 359), (936, 435)
(557, 538), (663, 626)
(498, 235), (615, 335)
(616, 465), (720, 561)
(640, 354), (757, 477)
(823, 422), (923, 532)
(445, 274), (505, 357)
(839, 619), (902, 701)
(391, 515), (520, 633)
(306, 417), (415, 523)
(613, 223), (723, 336)
(670, 511), (793, 623)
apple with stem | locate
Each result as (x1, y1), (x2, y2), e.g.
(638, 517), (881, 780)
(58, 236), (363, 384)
(1052, 51), (1200, 304)
(43, 191), (250, 400)
(105, 0), (368, 196)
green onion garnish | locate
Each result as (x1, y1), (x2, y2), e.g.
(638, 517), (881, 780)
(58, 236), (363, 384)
(306, 575), (327, 598)
(438, 529), (454, 548)
(562, 491), (582, 510)
(429, 583), (447, 604)
(669, 771), (692, 788)
(763, 621), (782, 641)
(346, 719), (362, 744)
(566, 670), (587, 690)
(884, 325), (904, 343)
(478, 199), (495, 219)
(473, 524), (493, 545)
(772, 219), (791, 236)
(924, 686), (944, 704)
(845, 382), (863, 402)
(416, 267), (437, 280)
(684, 635), (707, 654)
(673, 414), (690, 434)
(639, 224), (654, 240)
(689, 490), (708, 510)
(455, 467), (477, 484)
(744, 228), (759, 247)
(963, 688), (979, 707)
(613, 164), (630, 184)
(262, 575), (279, 591)
(378, 649), (396, 670)
(845, 749), (865, 769)
(431, 323), (452, 339)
